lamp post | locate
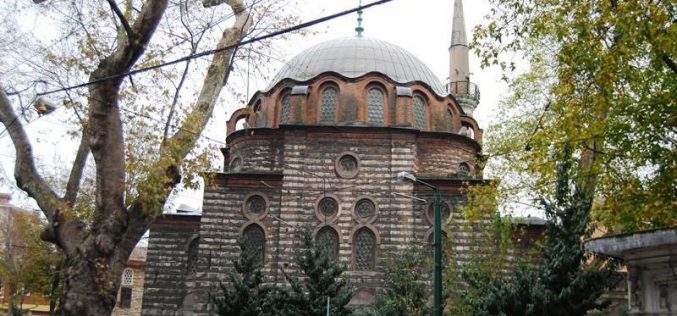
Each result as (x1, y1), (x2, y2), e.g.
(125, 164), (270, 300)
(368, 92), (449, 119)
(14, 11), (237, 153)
(396, 171), (443, 316)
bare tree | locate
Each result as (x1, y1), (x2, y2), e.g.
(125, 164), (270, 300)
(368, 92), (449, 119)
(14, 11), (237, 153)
(0, 0), (265, 314)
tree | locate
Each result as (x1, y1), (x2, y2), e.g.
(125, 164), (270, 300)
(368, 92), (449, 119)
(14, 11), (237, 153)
(359, 243), (431, 316)
(211, 239), (272, 316)
(0, 0), (300, 314)
(277, 229), (355, 316)
(0, 203), (62, 316)
(474, 0), (676, 232)
(464, 149), (620, 316)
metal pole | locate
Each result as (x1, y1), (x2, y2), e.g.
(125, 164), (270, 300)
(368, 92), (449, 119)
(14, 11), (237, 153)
(433, 188), (443, 316)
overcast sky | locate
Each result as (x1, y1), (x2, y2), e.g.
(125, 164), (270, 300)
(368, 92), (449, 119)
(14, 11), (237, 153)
(0, 0), (509, 212)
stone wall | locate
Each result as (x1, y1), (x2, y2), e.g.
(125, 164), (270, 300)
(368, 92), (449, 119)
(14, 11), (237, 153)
(141, 215), (200, 315)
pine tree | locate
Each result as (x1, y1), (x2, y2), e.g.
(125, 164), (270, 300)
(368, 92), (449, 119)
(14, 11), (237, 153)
(211, 239), (271, 316)
(466, 149), (621, 316)
(278, 229), (355, 316)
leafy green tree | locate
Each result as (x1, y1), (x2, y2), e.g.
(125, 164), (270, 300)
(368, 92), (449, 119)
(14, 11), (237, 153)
(211, 239), (271, 316)
(278, 229), (355, 316)
(464, 149), (620, 316)
(366, 243), (431, 316)
(474, 0), (676, 233)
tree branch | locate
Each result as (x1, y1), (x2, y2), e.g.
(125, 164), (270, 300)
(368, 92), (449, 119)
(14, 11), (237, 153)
(164, 0), (252, 156)
(106, 0), (134, 44)
(660, 52), (677, 74)
(64, 130), (89, 208)
(0, 85), (61, 220)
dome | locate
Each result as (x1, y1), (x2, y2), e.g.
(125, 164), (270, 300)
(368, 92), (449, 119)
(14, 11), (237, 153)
(266, 37), (447, 95)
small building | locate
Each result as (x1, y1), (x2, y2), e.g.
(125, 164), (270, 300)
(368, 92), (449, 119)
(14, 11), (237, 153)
(142, 1), (495, 314)
(585, 227), (677, 315)
(112, 246), (147, 316)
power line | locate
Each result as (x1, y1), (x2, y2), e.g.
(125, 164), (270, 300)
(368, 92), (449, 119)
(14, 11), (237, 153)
(30, 0), (395, 97)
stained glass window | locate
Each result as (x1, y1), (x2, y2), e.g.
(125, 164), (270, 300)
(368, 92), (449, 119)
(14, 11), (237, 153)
(246, 195), (266, 215)
(316, 226), (339, 260)
(318, 197), (338, 218)
(280, 95), (291, 124)
(355, 198), (376, 220)
(458, 163), (470, 178)
(413, 95), (426, 130)
(354, 228), (376, 270)
(121, 268), (133, 286)
(320, 87), (338, 124)
(367, 88), (384, 125)
(243, 224), (265, 264)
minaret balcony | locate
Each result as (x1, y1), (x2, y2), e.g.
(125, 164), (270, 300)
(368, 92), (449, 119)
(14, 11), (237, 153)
(447, 81), (480, 102)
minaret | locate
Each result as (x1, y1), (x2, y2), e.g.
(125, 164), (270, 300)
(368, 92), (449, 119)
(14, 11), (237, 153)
(448, 0), (479, 116)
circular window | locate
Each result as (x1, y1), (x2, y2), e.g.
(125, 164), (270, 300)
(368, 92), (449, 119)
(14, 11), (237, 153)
(335, 152), (360, 179)
(318, 197), (338, 218)
(229, 156), (242, 172)
(243, 193), (269, 220)
(353, 198), (377, 223)
(426, 201), (452, 225)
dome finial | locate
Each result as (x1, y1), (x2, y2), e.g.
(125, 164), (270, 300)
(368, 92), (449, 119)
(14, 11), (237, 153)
(355, 0), (364, 37)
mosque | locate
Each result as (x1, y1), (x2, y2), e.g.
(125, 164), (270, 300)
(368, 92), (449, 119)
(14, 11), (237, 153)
(141, 1), (488, 314)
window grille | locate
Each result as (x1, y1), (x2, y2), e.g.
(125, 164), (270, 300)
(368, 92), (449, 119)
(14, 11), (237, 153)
(280, 95), (291, 124)
(119, 287), (132, 308)
(458, 163), (470, 178)
(355, 199), (376, 220)
(413, 96), (426, 129)
(320, 87), (338, 124)
(243, 224), (265, 264)
(121, 268), (133, 286)
(354, 228), (376, 270)
(316, 226), (339, 260)
(246, 195), (266, 215)
(318, 197), (338, 218)
(427, 202), (451, 224)
(367, 88), (384, 125)
(186, 238), (199, 276)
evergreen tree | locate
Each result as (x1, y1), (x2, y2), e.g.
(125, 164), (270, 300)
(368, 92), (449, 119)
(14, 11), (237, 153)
(211, 239), (271, 316)
(465, 149), (620, 316)
(362, 243), (431, 316)
(278, 229), (355, 316)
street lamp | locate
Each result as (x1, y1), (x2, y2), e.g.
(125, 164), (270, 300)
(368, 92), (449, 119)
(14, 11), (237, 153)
(396, 171), (443, 316)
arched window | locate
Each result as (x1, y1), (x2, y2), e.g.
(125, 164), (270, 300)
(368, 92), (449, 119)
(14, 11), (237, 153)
(353, 227), (376, 270)
(367, 88), (384, 125)
(243, 224), (266, 264)
(445, 108), (453, 132)
(121, 268), (134, 286)
(186, 237), (199, 276)
(280, 94), (291, 124)
(316, 226), (340, 260)
(458, 162), (470, 178)
(460, 123), (475, 139)
(320, 86), (338, 124)
(413, 95), (426, 130)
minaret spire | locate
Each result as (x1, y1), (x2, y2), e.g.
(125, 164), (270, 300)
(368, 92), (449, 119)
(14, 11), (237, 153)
(447, 0), (479, 116)
(448, 0), (469, 83)
(355, 0), (364, 37)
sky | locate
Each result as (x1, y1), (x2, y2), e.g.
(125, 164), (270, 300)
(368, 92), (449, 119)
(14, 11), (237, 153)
(0, 0), (510, 213)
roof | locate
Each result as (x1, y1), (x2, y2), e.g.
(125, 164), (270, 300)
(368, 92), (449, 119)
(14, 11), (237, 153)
(265, 37), (447, 96)
(585, 227), (677, 258)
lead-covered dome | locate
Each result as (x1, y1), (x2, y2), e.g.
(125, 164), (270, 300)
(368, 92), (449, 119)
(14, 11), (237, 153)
(266, 37), (447, 95)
